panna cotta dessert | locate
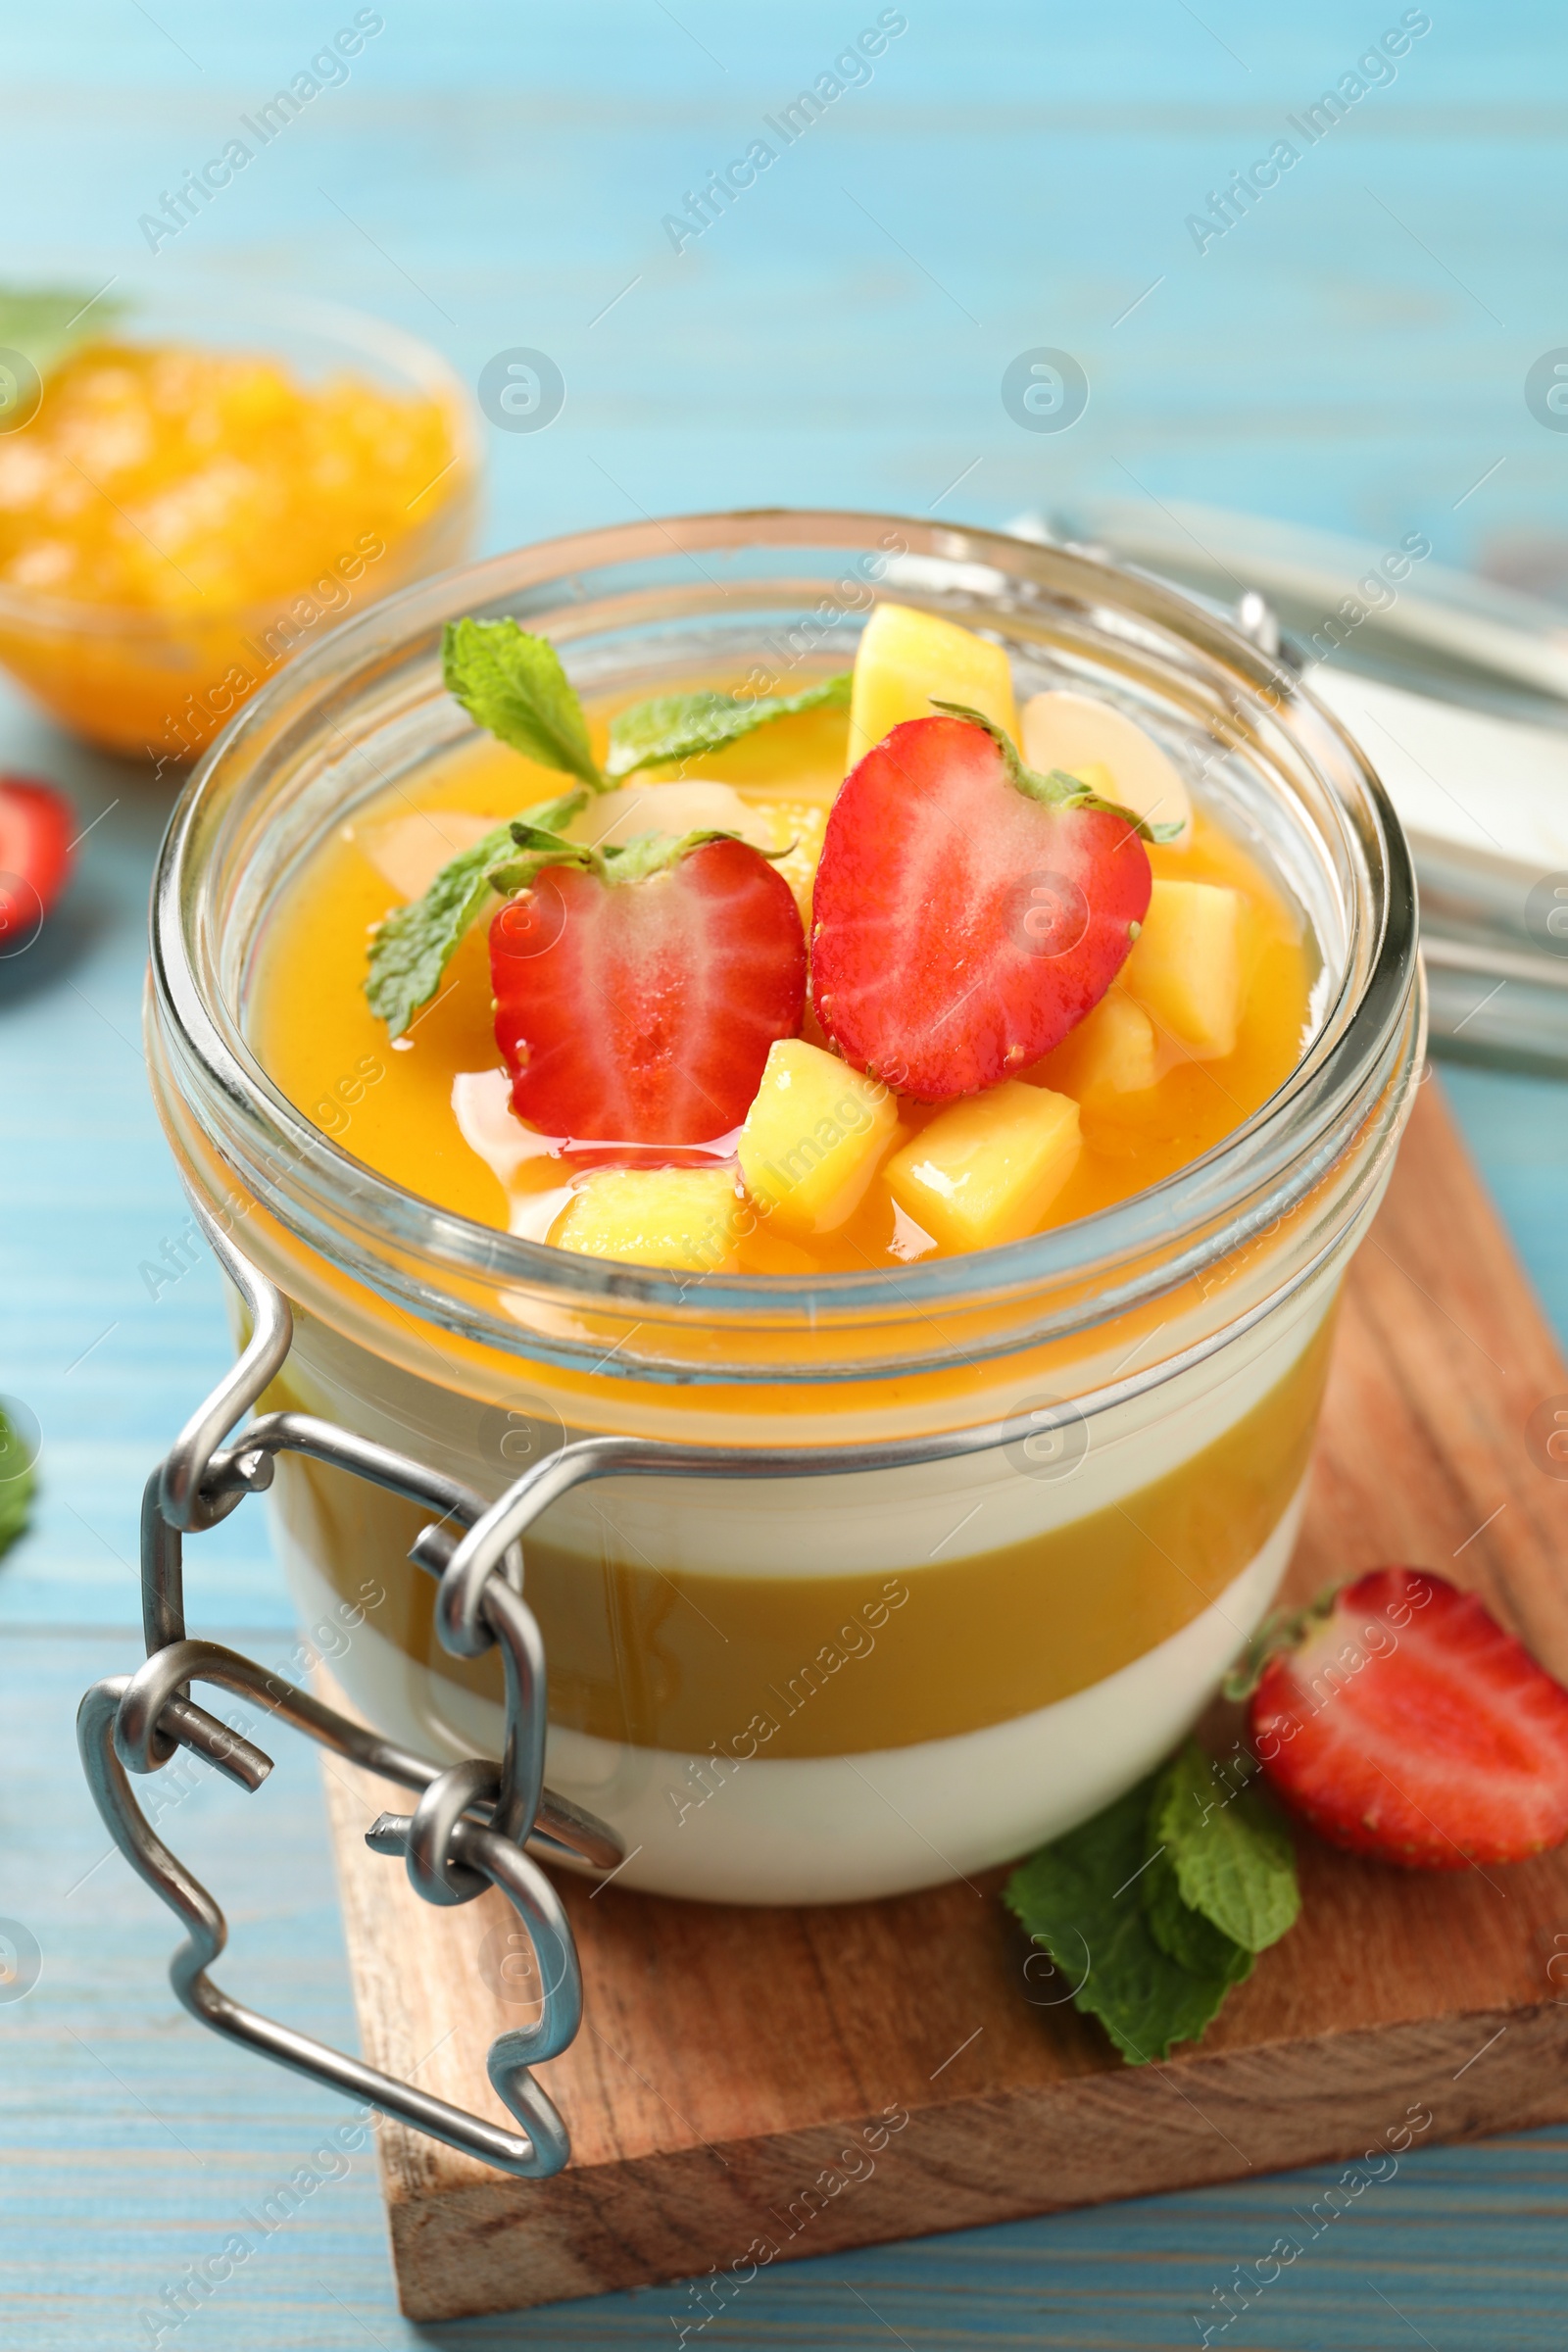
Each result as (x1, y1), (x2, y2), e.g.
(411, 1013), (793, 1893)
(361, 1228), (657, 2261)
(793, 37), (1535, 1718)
(148, 514), (1421, 1903)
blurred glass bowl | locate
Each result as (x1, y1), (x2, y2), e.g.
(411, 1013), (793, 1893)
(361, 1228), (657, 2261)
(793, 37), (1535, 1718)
(0, 292), (480, 762)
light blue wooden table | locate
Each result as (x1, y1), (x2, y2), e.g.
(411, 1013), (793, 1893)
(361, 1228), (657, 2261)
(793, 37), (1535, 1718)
(4, 7), (1568, 2345)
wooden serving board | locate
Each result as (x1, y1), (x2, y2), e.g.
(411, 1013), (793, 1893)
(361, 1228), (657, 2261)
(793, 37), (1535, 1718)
(320, 1078), (1568, 2324)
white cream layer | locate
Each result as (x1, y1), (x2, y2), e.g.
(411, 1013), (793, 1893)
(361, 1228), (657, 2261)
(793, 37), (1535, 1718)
(279, 1474), (1304, 1905)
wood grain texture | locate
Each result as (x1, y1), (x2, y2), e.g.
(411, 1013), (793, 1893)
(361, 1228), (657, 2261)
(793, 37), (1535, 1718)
(320, 1080), (1568, 2322)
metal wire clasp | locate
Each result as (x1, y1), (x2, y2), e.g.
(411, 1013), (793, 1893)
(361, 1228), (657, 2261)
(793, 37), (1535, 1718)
(75, 1207), (623, 2180)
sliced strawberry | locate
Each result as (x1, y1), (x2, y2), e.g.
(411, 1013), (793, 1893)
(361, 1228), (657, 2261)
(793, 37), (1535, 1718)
(0, 774), (74, 952)
(490, 826), (806, 1145)
(1250, 1567), (1568, 1870)
(808, 709), (1154, 1101)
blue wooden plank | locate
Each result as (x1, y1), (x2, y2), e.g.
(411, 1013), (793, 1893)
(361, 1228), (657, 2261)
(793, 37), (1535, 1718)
(4, 5), (1568, 2344)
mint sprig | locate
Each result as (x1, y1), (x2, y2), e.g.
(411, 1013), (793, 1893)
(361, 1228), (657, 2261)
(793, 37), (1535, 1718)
(443, 618), (604, 790)
(365, 788), (586, 1038)
(1153, 1740), (1299, 1952)
(606, 673), (851, 779)
(1004, 1778), (1237, 2062)
(931, 701), (1184, 845)
(1142, 1849), (1252, 1983)
(1004, 1740), (1298, 2065)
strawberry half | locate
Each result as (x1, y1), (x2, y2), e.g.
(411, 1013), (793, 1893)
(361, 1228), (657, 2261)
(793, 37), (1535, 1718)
(489, 823), (806, 1145)
(808, 708), (1157, 1101)
(0, 774), (74, 952)
(1248, 1567), (1568, 1870)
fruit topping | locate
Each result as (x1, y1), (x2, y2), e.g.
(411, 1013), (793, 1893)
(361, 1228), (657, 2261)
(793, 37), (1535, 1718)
(1042, 988), (1159, 1105)
(848, 601), (1018, 767)
(552, 1166), (741, 1271)
(1020, 689), (1194, 845)
(0, 773), (74, 951)
(884, 1079), (1080, 1251)
(490, 825), (807, 1145)
(367, 619), (842, 1036)
(809, 709), (1159, 1101)
(1121, 876), (1244, 1058)
(1245, 1567), (1568, 1870)
(737, 1038), (900, 1237)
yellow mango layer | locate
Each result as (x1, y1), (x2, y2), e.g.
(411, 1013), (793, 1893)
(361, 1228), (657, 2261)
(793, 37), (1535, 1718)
(269, 1305), (1333, 1757)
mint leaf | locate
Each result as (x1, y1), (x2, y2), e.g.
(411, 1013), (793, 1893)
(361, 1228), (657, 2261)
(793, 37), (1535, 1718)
(1142, 1849), (1253, 1984)
(1004, 1778), (1237, 2064)
(442, 618), (603, 789)
(605, 673), (851, 779)
(1153, 1741), (1299, 1953)
(0, 1406), (34, 1559)
(0, 284), (124, 377)
(365, 788), (585, 1037)
(931, 701), (1184, 845)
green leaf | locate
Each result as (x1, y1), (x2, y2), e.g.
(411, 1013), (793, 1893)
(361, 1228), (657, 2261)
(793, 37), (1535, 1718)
(930, 701), (1184, 844)
(0, 1406), (35, 1560)
(1153, 1741), (1300, 1953)
(442, 617), (603, 789)
(1142, 1848), (1253, 1984)
(0, 284), (125, 379)
(364, 788), (586, 1038)
(1004, 1777), (1238, 2064)
(605, 672), (851, 779)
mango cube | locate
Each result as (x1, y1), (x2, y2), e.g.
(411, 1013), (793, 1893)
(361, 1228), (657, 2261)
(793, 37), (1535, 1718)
(884, 1081), (1081, 1251)
(738, 1040), (899, 1237)
(849, 601), (1019, 766)
(1046, 988), (1159, 1103)
(552, 1167), (739, 1272)
(1121, 878), (1244, 1058)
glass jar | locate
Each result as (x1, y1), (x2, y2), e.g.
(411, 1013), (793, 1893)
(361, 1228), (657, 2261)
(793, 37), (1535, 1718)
(146, 511), (1422, 1904)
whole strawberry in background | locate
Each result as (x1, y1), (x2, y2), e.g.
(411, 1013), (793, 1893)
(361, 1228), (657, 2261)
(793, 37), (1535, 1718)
(808, 706), (1164, 1102)
(489, 822), (807, 1145)
(1246, 1567), (1568, 1869)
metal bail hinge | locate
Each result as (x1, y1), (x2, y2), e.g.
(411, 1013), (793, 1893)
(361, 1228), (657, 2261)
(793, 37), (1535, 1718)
(76, 1203), (622, 2180)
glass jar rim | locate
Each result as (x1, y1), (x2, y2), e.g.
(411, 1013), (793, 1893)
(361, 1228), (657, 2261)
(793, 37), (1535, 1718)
(149, 508), (1420, 1385)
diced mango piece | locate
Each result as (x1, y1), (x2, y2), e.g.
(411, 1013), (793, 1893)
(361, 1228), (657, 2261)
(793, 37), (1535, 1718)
(884, 1081), (1080, 1251)
(745, 798), (830, 921)
(849, 601), (1018, 766)
(1020, 689), (1194, 843)
(1121, 878), (1244, 1057)
(738, 1040), (900, 1237)
(551, 1167), (739, 1272)
(1045, 989), (1159, 1104)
